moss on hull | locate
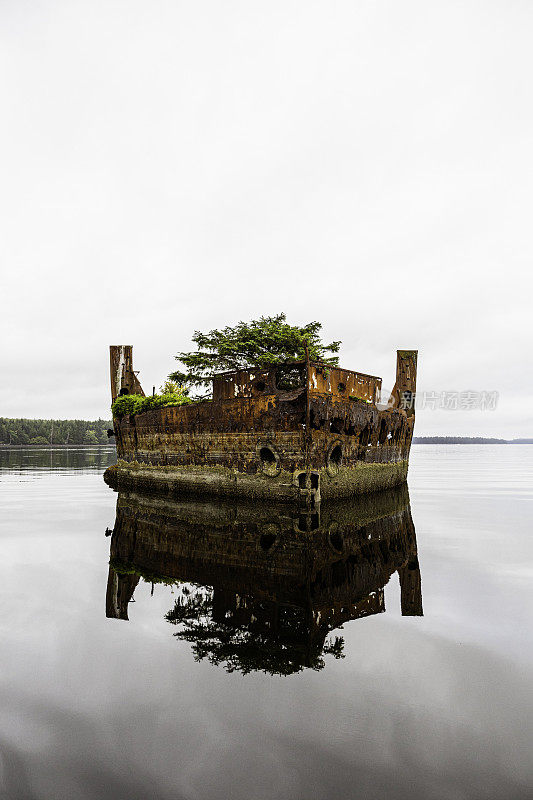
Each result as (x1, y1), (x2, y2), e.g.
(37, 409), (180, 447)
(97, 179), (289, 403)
(104, 459), (409, 501)
(319, 462), (409, 497)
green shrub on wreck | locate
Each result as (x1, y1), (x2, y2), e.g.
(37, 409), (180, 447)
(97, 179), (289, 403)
(111, 395), (144, 417)
(112, 391), (191, 419)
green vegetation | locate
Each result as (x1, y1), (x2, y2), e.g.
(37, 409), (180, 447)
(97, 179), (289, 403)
(109, 558), (180, 587)
(0, 418), (113, 446)
(169, 312), (341, 392)
(111, 389), (191, 419)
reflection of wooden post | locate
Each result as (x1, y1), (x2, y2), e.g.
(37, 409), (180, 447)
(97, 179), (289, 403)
(389, 350), (418, 415)
(105, 568), (140, 620)
(109, 345), (145, 402)
(398, 557), (423, 616)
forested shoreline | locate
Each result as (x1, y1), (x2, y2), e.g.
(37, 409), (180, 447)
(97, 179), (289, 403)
(0, 418), (113, 446)
(1, 420), (530, 448)
(413, 436), (533, 444)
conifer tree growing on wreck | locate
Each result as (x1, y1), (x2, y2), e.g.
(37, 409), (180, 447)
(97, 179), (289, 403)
(169, 312), (341, 393)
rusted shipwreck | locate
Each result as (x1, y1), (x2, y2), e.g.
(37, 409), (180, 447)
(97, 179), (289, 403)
(104, 345), (417, 502)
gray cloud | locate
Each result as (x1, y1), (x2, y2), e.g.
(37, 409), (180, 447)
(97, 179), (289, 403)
(1, 1), (531, 435)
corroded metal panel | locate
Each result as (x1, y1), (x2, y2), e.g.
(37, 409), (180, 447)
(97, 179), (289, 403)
(307, 364), (381, 404)
(212, 368), (277, 401)
(211, 363), (381, 404)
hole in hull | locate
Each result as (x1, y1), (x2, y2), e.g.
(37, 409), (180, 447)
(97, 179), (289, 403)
(259, 447), (276, 464)
(260, 533), (277, 551)
(258, 444), (281, 477)
(329, 445), (342, 465)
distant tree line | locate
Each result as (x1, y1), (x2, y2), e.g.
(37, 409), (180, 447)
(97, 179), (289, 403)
(0, 418), (113, 446)
(413, 436), (508, 444)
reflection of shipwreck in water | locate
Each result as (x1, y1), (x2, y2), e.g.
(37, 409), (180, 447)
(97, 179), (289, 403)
(106, 487), (422, 675)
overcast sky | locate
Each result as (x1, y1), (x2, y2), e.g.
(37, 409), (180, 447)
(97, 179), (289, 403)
(1, 1), (531, 436)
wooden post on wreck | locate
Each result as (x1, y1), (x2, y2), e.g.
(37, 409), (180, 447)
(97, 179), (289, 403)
(109, 345), (145, 403)
(389, 350), (418, 415)
(304, 341), (311, 472)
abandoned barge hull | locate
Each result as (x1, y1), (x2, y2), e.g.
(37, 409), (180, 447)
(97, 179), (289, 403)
(104, 346), (417, 502)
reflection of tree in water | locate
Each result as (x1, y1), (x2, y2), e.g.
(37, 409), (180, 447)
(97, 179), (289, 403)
(164, 584), (345, 676)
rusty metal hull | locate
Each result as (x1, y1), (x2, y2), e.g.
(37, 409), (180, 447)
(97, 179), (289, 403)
(105, 396), (414, 501)
(105, 346), (417, 502)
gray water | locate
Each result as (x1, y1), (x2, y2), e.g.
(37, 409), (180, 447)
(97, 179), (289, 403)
(0, 445), (531, 800)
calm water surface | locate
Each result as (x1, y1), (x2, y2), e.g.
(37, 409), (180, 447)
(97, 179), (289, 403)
(0, 445), (532, 799)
